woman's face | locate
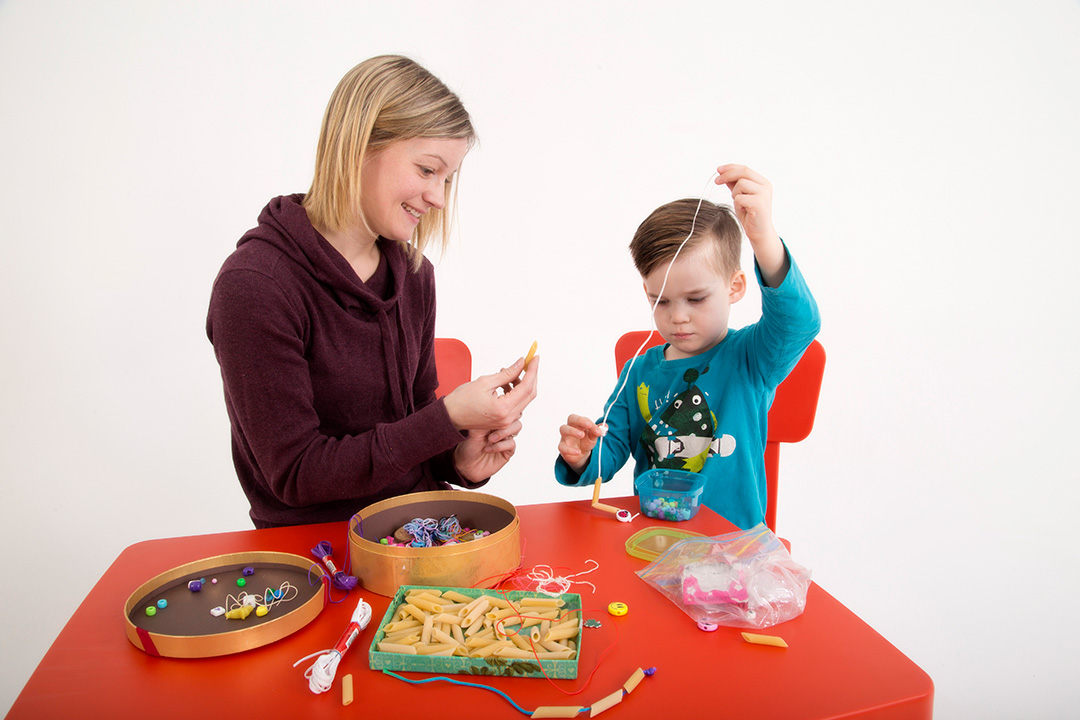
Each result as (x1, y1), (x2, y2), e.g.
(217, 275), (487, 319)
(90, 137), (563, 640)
(359, 136), (470, 243)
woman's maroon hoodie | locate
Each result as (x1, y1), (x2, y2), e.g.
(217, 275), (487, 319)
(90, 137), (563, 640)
(207, 194), (478, 527)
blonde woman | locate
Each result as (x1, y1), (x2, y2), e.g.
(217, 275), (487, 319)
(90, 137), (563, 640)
(207, 56), (538, 527)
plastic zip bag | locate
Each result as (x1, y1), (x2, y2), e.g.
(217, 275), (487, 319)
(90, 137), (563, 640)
(636, 523), (810, 629)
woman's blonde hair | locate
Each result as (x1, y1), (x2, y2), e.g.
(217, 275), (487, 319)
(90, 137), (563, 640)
(303, 55), (475, 268)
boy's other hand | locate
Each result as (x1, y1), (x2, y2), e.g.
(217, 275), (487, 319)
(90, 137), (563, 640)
(558, 414), (607, 474)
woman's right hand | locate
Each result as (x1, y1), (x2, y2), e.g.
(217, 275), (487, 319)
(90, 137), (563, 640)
(442, 355), (539, 431)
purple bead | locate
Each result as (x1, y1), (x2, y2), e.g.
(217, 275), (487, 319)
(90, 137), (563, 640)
(242, 566), (255, 576)
(188, 580), (203, 592)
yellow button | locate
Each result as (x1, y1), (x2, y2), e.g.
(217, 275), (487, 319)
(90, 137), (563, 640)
(607, 601), (628, 616)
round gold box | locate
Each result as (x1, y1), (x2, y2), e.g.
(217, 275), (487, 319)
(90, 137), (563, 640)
(348, 490), (521, 597)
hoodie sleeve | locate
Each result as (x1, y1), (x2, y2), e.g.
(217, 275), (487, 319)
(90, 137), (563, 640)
(207, 264), (465, 510)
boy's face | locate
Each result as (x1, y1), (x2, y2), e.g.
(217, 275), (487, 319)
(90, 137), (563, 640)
(643, 243), (746, 361)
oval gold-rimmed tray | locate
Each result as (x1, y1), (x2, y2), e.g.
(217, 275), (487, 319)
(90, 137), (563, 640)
(123, 551), (326, 658)
(348, 490), (521, 597)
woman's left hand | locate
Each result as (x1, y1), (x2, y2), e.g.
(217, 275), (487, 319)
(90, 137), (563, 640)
(453, 420), (522, 484)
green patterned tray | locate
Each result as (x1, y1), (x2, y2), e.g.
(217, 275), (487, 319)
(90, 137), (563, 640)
(368, 585), (582, 678)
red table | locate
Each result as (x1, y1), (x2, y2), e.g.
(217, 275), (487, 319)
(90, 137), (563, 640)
(7, 497), (933, 719)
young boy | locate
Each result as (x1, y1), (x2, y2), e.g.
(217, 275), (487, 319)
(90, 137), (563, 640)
(555, 165), (820, 529)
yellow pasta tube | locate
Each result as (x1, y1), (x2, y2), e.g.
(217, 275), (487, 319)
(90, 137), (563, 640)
(494, 647), (575, 660)
(508, 630), (533, 651)
(462, 598), (491, 626)
(550, 616), (580, 631)
(441, 590), (473, 604)
(433, 613), (464, 626)
(381, 630), (420, 644)
(520, 596), (564, 608)
(484, 595), (516, 610)
(487, 606), (522, 623)
(471, 639), (513, 658)
(531, 707), (584, 719)
(400, 603), (428, 623)
(431, 627), (461, 647)
(450, 623), (466, 645)
(741, 632), (788, 648)
(408, 595), (443, 614)
(414, 643), (458, 656)
(589, 689), (624, 716)
(382, 619), (422, 633)
(376, 642), (418, 655)
(421, 614), (434, 644)
(341, 674), (353, 706)
(544, 624), (581, 642)
(540, 639), (569, 653)
(460, 595), (489, 616)
(465, 614), (487, 636)
(622, 668), (646, 694)
(465, 629), (496, 648)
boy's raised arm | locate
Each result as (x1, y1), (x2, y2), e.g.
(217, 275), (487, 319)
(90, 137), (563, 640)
(715, 164), (790, 288)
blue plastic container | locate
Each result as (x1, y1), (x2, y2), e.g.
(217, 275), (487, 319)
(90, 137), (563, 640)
(635, 469), (706, 522)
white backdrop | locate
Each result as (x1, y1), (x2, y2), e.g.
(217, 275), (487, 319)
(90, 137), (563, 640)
(2, 1), (1078, 717)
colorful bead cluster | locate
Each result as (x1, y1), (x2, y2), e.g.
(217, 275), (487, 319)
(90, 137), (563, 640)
(641, 496), (696, 521)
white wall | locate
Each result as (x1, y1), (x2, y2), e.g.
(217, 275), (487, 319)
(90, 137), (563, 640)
(2, 1), (1078, 716)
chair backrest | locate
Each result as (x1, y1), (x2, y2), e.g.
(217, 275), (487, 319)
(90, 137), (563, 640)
(614, 331), (826, 532)
(433, 338), (472, 398)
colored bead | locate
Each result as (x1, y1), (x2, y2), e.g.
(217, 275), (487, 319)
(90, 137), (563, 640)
(242, 566), (255, 576)
(210, 606), (226, 617)
(211, 578), (218, 584)
(145, 606), (157, 617)
(225, 605), (254, 620)
(607, 601), (629, 616)
(237, 578), (246, 587)
(583, 618), (602, 629)
(188, 580), (203, 592)
(255, 606), (269, 617)
(156, 599), (168, 609)
(697, 621), (719, 632)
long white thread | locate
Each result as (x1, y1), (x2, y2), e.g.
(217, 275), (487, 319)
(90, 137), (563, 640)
(293, 596), (372, 694)
(526, 559), (600, 596)
(593, 172), (720, 485)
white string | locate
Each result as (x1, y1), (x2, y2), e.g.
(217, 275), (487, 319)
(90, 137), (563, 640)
(526, 559), (600, 596)
(293, 597), (372, 694)
(593, 171), (720, 485)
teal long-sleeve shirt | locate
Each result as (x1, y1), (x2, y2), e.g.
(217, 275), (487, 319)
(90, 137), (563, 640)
(554, 249), (820, 529)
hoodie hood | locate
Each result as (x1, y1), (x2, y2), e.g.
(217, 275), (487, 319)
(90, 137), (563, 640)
(238, 193), (407, 315)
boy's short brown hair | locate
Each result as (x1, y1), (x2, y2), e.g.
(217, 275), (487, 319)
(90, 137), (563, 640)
(629, 199), (742, 278)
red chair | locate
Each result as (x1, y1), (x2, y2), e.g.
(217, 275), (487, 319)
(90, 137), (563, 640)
(433, 338), (472, 398)
(614, 331), (825, 532)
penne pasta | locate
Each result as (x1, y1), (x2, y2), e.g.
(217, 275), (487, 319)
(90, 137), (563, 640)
(377, 642), (418, 655)
(373, 588), (584, 666)
(471, 639), (513, 658)
(408, 595), (443, 614)
(440, 590), (474, 604)
(544, 625), (581, 643)
(520, 596), (564, 608)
